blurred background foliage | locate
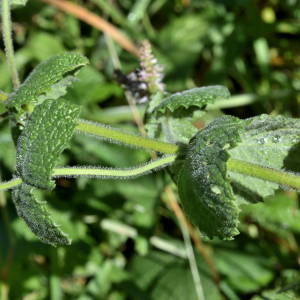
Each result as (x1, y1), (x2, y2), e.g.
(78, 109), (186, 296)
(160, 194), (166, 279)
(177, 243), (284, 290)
(0, 0), (300, 299)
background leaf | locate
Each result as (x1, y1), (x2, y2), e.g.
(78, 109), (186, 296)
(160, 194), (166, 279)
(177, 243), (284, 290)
(127, 250), (222, 300)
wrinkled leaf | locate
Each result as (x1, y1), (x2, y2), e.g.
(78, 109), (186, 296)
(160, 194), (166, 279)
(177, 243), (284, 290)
(6, 53), (87, 145)
(6, 53), (89, 113)
(12, 183), (71, 246)
(154, 86), (230, 113)
(145, 86), (230, 144)
(12, 98), (81, 246)
(16, 98), (81, 190)
(178, 115), (243, 240)
(178, 114), (300, 240)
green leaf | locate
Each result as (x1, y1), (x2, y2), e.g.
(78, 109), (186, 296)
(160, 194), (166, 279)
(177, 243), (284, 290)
(156, 13), (210, 91)
(145, 86), (230, 144)
(11, 98), (81, 246)
(12, 183), (71, 246)
(251, 289), (299, 300)
(178, 114), (300, 240)
(6, 53), (89, 113)
(154, 86), (231, 113)
(26, 32), (67, 62)
(240, 192), (300, 238)
(228, 114), (300, 204)
(213, 244), (274, 293)
(16, 98), (81, 190)
(178, 115), (243, 240)
(127, 250), (222, 300)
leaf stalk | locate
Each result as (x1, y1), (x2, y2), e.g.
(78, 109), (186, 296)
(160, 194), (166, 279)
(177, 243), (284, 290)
(0, 156), (177, 191)
(53, 155), (177, 178)
(227, 158), (300, 191)
(76, 119), (179, 154)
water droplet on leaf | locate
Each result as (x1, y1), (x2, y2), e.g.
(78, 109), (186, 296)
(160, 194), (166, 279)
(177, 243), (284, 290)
(272, 135), (281, 143)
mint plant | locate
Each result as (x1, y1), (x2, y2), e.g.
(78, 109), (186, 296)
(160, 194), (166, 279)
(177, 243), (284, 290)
(1, 0), (300, 247)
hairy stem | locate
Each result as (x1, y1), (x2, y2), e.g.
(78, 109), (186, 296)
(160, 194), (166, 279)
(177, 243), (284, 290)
(76, 119), (179, 154)
(1, 0), (20, 90)
(4, 157), (300, 192)
(228, 158), (300, 190)
(53, 155), (177, 178)
(0, 156), (177, 191)
(0, 178), (22, 191)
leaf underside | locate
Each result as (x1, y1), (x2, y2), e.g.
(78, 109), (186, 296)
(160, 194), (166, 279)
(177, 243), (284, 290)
(12, 98), (81, 246)
(229, 114), (300, 205)
(178, 115), (243, 240)
(145, 86), (230, 144)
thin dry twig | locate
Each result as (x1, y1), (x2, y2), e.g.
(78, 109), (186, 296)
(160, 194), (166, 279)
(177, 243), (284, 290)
(38, 0), (140, 57)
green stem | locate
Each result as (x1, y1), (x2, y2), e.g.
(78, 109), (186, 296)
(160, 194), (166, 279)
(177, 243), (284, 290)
(227, 158), (300, 190)
(76, 119), (179, 154)
(3, 158), (300, 192)
(53, 155), (177, 178)
(1, 0), (20, 90)
(0, 156), (177, 191)
(0, 178), (22, 191)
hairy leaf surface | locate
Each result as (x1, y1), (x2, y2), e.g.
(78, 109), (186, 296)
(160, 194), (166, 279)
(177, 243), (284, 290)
(12, 183), (71, 246)
(16, 98), (81, 189)
(228, 114), (300, 204)
(145, 86), (230, 144)
(178, 114), (300, 240)
(178, 115), (243, 240)
(6, 53), (89, 113)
